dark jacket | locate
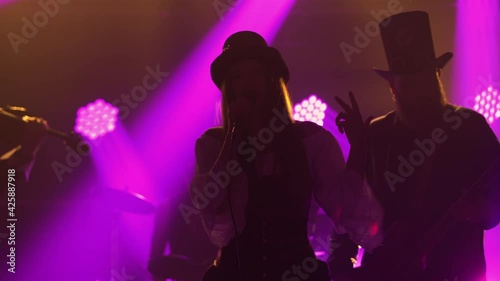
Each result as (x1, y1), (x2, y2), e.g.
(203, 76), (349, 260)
(348, 106), (499, 281)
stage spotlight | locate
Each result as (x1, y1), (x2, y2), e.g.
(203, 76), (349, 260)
(293, 95), (327, 126)
(75, 99), (118, 139)
(474, 86), (500, 124)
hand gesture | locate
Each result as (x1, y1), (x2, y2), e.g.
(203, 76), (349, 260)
(20, 115), (49, 155)
(335, 92), (372, 148)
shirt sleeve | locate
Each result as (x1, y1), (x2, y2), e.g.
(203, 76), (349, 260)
(190, 131), (248, 248)
(0, 145), (33, 183)
(304, 125), (384, 253)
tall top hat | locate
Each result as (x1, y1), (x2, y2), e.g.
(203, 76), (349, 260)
(210, 31), (289, 89)
(373, 11), (453, 80)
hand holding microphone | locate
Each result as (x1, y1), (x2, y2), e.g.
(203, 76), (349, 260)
(217, 95), (255, 165)
(19, 116), (49, 156)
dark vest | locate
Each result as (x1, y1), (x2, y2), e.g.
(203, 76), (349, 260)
(217, 123), (319, 280)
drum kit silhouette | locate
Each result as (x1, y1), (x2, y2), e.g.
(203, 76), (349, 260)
(1, 105), (202, 281)
(91, 186), (206, 281)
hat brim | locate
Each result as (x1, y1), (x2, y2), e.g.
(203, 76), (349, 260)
(373, 52), (454, 80)
(211, 47), (289, 89)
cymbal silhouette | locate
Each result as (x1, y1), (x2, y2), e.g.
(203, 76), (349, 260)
(148, 255), (209, 280)
(91, 188), (155, 214)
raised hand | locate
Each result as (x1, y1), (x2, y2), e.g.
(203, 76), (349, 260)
(335, 92), (372, 149)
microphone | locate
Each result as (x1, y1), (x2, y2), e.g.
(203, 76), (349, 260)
(231, 121), (237, 134)
(48, 128), (90, 154)
(0, 107), (90, 153)
(228, 91), (257, 137)
(229, 121), (238, 153)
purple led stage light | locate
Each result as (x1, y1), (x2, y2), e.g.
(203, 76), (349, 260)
(75, 99), (118, 140)
(293, 95), (327, 126)
(454, 1), (499, 279)
(474, 86), (500, 124)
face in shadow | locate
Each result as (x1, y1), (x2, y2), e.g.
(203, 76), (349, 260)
(389, 69), (446, 118)
(228, 59), (279, 119)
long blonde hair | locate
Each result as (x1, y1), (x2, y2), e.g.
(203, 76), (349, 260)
(219, 76), (294, 134)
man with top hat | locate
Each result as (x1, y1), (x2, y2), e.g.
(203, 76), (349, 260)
(190, 31), (384, 280)
(332, 11), (500, 281)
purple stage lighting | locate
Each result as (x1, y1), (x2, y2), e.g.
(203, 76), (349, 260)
(455, 1), (500, 278)
(473, 86), (500, 124)
(293, 95), (327, 126)
(75, 99), (118, 140)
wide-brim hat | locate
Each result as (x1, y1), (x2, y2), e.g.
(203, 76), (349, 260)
(210, 31), (289, 89)
(373, 11), (453, 80)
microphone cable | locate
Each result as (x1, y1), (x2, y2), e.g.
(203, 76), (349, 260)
(227, 121), (243, 279)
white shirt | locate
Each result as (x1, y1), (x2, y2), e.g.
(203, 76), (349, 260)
(190, 122), (384, 252)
